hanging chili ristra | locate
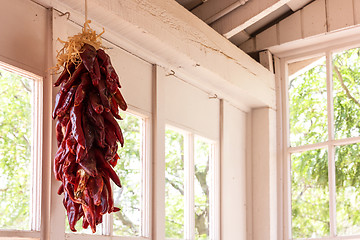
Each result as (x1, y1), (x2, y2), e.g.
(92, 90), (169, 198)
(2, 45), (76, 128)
(52, 20), (127, 233)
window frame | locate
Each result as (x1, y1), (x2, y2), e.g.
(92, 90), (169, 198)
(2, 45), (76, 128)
(280, 41), (360, 240)
(0, 61), (43, 238)
(165, 124), (218, 240)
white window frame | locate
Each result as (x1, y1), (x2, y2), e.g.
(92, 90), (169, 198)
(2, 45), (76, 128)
(165, 124), (217, 240)
(279, 39), (360, 240)
(0, 61), (43, 239)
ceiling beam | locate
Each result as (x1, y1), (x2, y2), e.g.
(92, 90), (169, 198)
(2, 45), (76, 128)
(36, 0), (275, 110)
(192, 0), (250, 24)
(287, 0), (314, 11)
(210, 0), (292, 39)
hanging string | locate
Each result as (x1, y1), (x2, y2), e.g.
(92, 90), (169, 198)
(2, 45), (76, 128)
(84, 0), (88, 29)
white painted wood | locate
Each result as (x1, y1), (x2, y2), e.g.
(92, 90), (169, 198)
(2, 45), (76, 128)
(163, 75), (220, 141)
(286, 0), (313, 11)
(184, 133), (195, 240)
(30, 65), (44, 232)
(50, 10), (67, 240)
(104, 46), (153, 114)
(34, 0), (275, 111)
(326, 51), (336, 237)
(259, 50), (274, 72)
(302, 0), (327, 38)
(221, 102), (247, 240)
(327, 0), (354, 32)
(256, 25), (278, 51)
(0, 231), (40, 238)
(242, 0), (360, 57)
(228, 31), (251, 47)
(142, 117), (152, 238)
(279, 11), (302, 44)
(40, 8), (53, 240)
(238, 38), (257, 53)
(0, 0), (47, 76)
(152, 65), (166, 240)
(210, 0), (292, 38)
(354, 0), (360, 25)
(280, 58), (292, 240)
(252, 107), (277, 240)
(191, 0), (246, 23)
(245, 110), (253, 240)
(274, 56), (284, 239)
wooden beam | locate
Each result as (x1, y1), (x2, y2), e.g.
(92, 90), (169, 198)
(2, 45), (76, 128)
(252, 107), (277, 240)
(192, 0), (250, 24)
(36, 0), (275, 110)
(210, 0), (292, 38)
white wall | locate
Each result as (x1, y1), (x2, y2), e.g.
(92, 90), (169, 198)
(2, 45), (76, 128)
(0, 0), (48, 76)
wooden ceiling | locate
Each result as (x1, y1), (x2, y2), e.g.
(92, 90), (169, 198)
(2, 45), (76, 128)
(175, 0), (314, 49)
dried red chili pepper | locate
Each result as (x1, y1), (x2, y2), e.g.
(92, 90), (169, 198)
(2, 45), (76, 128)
(53, 43), (127, 233)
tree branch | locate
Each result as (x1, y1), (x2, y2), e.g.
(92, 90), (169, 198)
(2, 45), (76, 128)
(165, 177), (184, 195)
(20, 78), (31, 93)
(334, 66), (360, 108)
(114, 210), (138, 234)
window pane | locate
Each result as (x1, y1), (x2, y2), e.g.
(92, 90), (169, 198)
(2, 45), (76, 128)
(288, 56), (328, 147)
(336, 143), (360, 235)
(333, 47), (360, 139)
(291, 149), (329, 238)
(0, 68), (33, 230)
(194, 137), (211, 240)
(165, 129), (185, 239)
(113, 113), (143, 236)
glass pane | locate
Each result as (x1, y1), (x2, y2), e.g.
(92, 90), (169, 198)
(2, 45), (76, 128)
(0, 68), (33, 230)
(291, 149), (329, 238)
(288, 56), (328, 147)
(165, 128), (185, 239)
(113, 113), (143, 236)
(336, 143), (360, 235)
(194, 137), (212, 240)
(333, 47), (360, 139)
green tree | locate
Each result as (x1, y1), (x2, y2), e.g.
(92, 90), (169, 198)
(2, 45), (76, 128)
(164, 130), (211, 239)
(0, 68), (32, 230)
(290, 47), (360, 238)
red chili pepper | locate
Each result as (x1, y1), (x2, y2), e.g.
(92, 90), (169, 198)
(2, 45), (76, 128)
(54, 62), (75, 87)
(53, 43), (126, 232)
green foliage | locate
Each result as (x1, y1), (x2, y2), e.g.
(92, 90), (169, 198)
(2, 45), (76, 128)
(194, 138), (210, 239)
(290, 47), (360, 238)
(289, 57), (328, 147)
(113, 113), (142, 236)
(291, 149), (329, 238)
(0, 69), (32, 230)
(165, 129), (185, 239)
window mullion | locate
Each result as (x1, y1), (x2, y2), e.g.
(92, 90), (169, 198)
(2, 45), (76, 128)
(326, 51), (337, 237)
(184, 133), (194, 240)
(142, 118), (151, 237)
(281, 58), (292, 240)
(103, 212), (111, 236)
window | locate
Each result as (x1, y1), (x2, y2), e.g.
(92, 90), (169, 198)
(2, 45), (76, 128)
(0, 63), (42, 232)
(165, 127), (215, 240)
(283, 45), (360, 239)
